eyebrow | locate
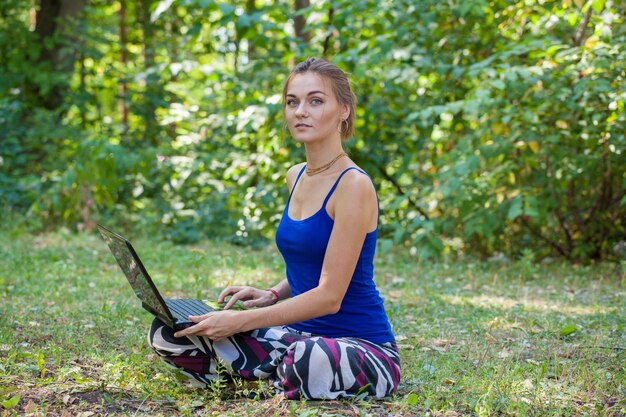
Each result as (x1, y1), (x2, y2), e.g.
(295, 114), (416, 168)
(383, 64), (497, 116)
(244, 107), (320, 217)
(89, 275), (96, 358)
(285, 90), (328, 97)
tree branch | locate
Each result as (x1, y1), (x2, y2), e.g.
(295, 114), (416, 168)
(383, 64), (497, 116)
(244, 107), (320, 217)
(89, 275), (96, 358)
(520, 217), (572, 260)
(573, 2), (593, 47)
(294, 0), (310, 43)
(376, 165), (430, 220)
(322, 6), (334, 57)
(567, 179), (586, 236)
(546, 156), (574, 251)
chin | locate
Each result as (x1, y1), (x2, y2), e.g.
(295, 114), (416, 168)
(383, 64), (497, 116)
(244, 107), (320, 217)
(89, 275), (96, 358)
(291, 134), (316, 144)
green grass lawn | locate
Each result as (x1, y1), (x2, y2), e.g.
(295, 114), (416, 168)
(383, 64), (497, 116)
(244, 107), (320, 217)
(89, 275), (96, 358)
(1, 227), (624, 416)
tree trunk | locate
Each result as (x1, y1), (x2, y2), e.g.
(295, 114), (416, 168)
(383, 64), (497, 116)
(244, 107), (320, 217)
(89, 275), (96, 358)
(167, 4), (178, 140)
(33, 0), (86, 110)
(322, 6), (334, 56)
(140, 0), (159, 146)
(247, 0), (257, 58)
(118, 0), (129, 132)
(294, 0), (310, 43)
(79, 50), (86, 126)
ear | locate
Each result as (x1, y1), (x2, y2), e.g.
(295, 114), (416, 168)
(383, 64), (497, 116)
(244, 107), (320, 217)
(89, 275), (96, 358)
(340, 104), (350, 121)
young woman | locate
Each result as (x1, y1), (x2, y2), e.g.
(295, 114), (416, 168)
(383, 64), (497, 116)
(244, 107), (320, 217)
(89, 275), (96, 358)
(148, 58), (400, 400)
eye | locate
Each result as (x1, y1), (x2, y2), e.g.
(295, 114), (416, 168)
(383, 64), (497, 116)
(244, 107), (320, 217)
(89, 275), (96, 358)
(286, 98), (298, 107)
(311, 98), (323, 105)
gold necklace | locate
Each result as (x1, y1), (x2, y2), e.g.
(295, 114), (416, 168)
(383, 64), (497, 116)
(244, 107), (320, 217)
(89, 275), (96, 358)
(306, 152), (348, 176)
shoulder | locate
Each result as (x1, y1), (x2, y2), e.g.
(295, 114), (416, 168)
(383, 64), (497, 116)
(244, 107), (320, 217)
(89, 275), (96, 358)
(285, 162), (306, 190)
(335, 168), (376, 204)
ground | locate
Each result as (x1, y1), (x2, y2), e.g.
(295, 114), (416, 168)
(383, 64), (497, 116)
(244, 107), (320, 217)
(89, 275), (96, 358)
(0, 229), (624, 416)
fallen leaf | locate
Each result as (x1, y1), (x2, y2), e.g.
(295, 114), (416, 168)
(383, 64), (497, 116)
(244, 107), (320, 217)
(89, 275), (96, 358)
(487, 318), (501, 328)
(521, 378), (533, 390)
(387, 290), (403, 301)
(497, 349), (510, 358)
(269, 394), (285, 406)
(432, 339), (456, 347)
(530, 325), (544, 334)
(24, 400), (37, 413)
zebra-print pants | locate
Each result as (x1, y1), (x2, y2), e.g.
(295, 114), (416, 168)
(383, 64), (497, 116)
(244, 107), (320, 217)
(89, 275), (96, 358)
(148, 318), (401, 400)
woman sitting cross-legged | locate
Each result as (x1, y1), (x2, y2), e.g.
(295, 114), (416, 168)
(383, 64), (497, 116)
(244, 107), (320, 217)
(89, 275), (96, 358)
(148, 58), (400, 400)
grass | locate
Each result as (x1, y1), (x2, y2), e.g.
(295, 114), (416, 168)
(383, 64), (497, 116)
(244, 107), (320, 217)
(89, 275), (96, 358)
(0, 226), (624, 416)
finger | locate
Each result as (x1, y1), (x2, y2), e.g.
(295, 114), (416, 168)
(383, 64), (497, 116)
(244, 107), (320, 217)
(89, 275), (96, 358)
(174, 314), (212, 337)
(242, 297), (268, 308)
(217, 286), (243, 303)
(188, 313), (212, 323)
(217, 287), (236, 303)
(178, 318), (211, 338)
(174, 323), (197, 338)
(223, 292), (247, 310)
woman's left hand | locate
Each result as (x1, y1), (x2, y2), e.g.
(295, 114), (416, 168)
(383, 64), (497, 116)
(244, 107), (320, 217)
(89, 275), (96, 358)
(173, 310), (242, 341)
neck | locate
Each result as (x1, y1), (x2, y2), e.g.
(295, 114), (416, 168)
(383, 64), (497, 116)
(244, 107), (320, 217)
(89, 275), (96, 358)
(304, 141), (345, 169)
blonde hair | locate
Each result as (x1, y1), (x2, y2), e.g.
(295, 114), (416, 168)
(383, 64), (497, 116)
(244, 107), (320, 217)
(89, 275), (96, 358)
(282, 58), (357, 140)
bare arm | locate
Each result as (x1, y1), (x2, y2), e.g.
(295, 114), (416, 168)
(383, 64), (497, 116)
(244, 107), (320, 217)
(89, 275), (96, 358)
(174, 170), (376, 340)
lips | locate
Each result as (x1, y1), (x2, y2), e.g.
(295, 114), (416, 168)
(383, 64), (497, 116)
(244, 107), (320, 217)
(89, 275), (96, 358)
(295, 123), (311, 128)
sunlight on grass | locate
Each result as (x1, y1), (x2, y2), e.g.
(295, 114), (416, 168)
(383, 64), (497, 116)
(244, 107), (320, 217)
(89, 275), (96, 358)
(441, 294), (618, 315)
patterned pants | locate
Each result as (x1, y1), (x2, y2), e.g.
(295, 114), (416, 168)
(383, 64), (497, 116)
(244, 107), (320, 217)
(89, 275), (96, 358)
(148, 318), (401, 400)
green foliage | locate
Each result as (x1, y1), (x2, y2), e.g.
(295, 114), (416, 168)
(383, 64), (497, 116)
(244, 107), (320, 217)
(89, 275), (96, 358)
(1, 394), (20, 410)
(559, 324), (578, 337)
(0, 0), (624, 261)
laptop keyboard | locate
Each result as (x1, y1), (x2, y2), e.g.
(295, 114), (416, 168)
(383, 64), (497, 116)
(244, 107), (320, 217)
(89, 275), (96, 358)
(165, 298), (213, 319)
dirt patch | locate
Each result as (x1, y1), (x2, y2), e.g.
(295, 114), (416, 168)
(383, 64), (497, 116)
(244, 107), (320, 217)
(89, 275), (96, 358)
(13, 386), (177, 416)
(10, 386), (408, 417)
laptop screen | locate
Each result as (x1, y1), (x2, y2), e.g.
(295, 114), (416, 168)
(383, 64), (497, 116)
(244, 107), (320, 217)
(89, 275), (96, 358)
(98, 226), (170, 319)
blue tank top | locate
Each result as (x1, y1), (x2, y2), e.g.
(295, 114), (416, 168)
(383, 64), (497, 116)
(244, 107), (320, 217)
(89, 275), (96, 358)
(275, 166), (395, 344)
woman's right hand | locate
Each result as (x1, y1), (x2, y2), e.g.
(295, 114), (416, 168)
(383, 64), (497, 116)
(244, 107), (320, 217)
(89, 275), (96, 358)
(217, 286), (278, 310)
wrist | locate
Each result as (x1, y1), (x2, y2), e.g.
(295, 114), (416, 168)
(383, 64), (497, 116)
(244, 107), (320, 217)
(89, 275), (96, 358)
(266, 288), (280, 303)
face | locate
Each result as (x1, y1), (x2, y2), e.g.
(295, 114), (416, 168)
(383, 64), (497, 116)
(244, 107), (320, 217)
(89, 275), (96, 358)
(284, 73), (349, 145)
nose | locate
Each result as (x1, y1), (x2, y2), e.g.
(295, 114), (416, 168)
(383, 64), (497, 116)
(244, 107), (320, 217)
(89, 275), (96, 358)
(295, 102), (307, 118)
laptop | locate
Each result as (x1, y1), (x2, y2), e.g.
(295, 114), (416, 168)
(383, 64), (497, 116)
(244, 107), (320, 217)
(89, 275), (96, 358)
(97, 224), (214, 331)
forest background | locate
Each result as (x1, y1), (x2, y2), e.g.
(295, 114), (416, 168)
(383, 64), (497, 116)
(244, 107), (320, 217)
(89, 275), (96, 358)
(1, 0), (625, 263)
